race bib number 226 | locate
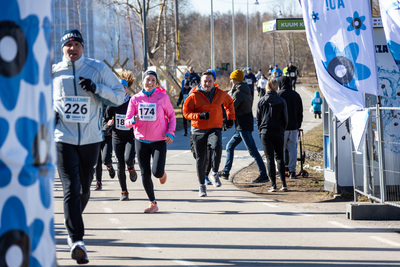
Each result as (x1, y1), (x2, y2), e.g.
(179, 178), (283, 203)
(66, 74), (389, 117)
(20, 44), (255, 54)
(63, 96), (91, 123)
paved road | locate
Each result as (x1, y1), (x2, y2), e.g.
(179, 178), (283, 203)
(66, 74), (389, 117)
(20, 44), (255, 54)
(55, 85), (400, 266)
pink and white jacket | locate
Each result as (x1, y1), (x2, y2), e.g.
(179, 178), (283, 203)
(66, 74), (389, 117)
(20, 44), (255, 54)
(125, 87), (176, 141)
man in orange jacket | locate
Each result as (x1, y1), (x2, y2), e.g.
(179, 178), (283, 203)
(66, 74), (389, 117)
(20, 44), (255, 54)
(183, 70), (235, 197)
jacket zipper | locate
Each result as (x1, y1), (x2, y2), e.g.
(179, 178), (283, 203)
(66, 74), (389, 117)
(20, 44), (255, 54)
(72, 62), (81, 145)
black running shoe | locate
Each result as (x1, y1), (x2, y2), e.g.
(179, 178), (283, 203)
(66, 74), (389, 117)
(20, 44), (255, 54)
(94, 181), (102, 191)
(107, 165), (115, 179)
(128, 167), (137, 182)
(252, 176), (270, 183)
(218, 172), (229, 180)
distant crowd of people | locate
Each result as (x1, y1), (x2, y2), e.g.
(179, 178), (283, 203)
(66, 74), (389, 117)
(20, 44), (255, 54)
(54, 29), (323, 265)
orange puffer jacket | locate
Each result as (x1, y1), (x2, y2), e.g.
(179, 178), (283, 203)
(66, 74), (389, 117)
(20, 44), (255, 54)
(183, 85), (235, 130)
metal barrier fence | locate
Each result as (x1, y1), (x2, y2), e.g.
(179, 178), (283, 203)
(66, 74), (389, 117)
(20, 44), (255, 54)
(351, 105), (400, 208)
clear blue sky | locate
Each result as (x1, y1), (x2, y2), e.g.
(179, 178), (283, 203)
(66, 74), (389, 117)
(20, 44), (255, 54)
(188, 0), (302, 16)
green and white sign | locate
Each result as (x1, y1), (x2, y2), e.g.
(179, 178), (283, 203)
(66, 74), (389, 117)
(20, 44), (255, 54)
(277, 18), (305, 30)
(263, 18), (305, 32)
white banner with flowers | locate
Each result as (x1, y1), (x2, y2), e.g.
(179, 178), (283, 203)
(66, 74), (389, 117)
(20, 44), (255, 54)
(379, 0), (400, 70)
(0, 0), (56, 266)
(300, 0), (379, 121)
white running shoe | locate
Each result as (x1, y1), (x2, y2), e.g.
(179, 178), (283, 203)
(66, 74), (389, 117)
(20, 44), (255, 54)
(70, 240), (89, 264)
(199, 184), (207, 197)
(210, 171), (221, 187)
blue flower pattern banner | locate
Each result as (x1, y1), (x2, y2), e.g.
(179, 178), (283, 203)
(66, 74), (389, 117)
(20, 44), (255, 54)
(300, 0), (380, 121)
(0, 0), (55, 266)
(379, 0), (400, 70)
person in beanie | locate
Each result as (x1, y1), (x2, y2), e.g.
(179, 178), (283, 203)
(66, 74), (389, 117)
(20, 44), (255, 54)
(220, 69), (269, 183)
(257, 78), (288, 192)
(188, 66), (201, 87)
(287, 61), (299, 90)
(183, 70), (235, 197)
(53, 29), (125, 264)
(244, 67), (256, 99)
(271, 64), (283, 77)
(125, 70), (176, 213)
(181, 72), (190, 91)
(177, 80), (192, 136)
(277, 76), (303, 179)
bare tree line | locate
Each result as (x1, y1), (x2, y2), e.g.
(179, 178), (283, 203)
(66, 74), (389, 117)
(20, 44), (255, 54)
(93, 0), (382, 79)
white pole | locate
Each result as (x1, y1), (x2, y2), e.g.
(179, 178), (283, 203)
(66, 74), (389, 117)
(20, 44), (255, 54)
(232, 0), (236, 71)
(211, 0), (215, 70)
(246, 0), (249, 69)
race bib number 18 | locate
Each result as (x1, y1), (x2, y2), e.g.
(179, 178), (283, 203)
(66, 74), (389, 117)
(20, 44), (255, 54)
(115, 114), (130, 131)
(138, 103), (157, 121)
(63, 96), (91, 123)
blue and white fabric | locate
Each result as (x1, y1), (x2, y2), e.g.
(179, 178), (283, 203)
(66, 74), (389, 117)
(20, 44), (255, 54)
(300, 0), (379, 121)
(379, 0), (400, 70)
(0, 0), (56, 266)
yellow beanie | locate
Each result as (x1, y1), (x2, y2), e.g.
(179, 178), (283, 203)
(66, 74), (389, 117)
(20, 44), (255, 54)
(230, 69), (244, 82)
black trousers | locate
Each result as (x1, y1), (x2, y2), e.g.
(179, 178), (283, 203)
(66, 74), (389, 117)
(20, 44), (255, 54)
(95, 135), (113, 182)
(259, 133), (287, 188)
(290, 77), (297, 90)
(56, 142), (101, 242)
(192, 128), (222, 184)
(113, 136), (135, 192)
(135, 140), (167, 202)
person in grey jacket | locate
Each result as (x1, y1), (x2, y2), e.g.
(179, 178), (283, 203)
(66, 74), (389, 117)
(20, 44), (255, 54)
(220, 69), (269, 183)
(53, 29), (124, 264)
(257, 78), (288, 192)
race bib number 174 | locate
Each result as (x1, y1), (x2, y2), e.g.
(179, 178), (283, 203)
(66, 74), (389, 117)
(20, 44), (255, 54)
(138, 103), (157, 121)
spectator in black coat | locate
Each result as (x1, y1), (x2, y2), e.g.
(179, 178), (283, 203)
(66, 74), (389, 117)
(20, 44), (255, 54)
(277, 76), (303, 179)
(257, 78), (288, 192)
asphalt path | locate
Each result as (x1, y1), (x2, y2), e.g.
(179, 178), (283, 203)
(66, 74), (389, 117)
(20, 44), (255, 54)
(55, 85), (400, 266)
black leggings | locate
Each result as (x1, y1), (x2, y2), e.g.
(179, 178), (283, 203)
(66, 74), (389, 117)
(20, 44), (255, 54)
(56, 142), (101, 242)
(95, 135), (113, 182)
(260, 133), (287, 188)
(135, 140), (167, 202)
(113, 137), (135, 192)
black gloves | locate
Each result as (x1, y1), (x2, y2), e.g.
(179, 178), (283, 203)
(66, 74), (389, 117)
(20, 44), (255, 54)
(176, 100), (181, 106)
(199, 111), (210, 120)
(224, 119), (234, 129)
(79, 77), (96, 93)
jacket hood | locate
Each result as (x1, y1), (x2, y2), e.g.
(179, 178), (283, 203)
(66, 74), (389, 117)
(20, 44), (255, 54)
(314, 91), (320, 98)
(278, 76), (292, 91)
(235, 82), (251, 96)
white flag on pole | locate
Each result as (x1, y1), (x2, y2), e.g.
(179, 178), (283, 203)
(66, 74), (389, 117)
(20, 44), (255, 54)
(300, 0), (380, 121)
(0, 0), (55, 266)
(379, 0), (400, 70)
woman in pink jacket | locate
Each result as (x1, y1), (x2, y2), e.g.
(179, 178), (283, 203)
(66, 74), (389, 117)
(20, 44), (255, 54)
(125, 70), (176, 213)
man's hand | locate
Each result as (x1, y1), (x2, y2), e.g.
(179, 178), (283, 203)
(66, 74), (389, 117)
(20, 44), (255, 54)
(199, 111), (209, 120)
(224, 119), (234, 129)
(79, 77), (96, 93)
